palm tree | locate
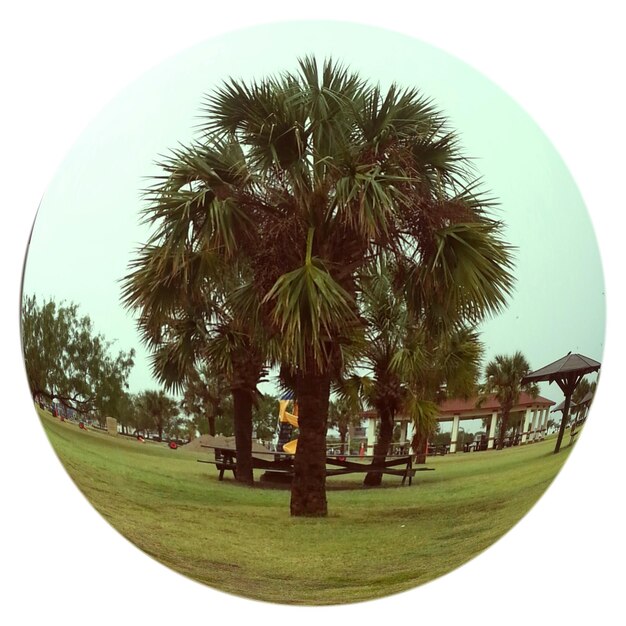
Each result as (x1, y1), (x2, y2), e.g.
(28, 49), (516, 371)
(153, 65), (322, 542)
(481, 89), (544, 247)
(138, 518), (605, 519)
(328, 396), (363, 455)
(409, 326), (484, 462)
(358, 262), (484, 483)
(136, 390), (179, 440)
(572, 376), (597, 405)
(122, 245), (267, 485)
(126, 57), (514, 516)
(480, 352), (538, 450)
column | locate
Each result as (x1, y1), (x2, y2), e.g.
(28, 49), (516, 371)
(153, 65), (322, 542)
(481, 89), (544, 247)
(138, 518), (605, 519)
(450, 414), (460, 453)
(542, 407), (550, 436)
(407, 420), (415, 443)
(365, 417), (376, 453)
(521, 407), (533, 443)
(530, 407), (539, 441)
(400, 420), (408, 444)
(487, 411), (498, 449)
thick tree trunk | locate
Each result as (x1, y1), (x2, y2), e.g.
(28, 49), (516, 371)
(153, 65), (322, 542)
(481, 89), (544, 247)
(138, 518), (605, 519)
(290, 370), (331, 517)
(413, 435), (428, 465)
(232, 388), (254, 486)
(364, 406), (394, 486)
(207, 413), (216, 437)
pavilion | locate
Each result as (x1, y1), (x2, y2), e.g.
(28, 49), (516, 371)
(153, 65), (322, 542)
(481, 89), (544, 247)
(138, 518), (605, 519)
(361, 392), (555, 453)
(521, 352), (601, 453)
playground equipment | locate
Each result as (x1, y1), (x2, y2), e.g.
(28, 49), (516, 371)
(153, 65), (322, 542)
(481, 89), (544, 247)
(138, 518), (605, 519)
(276, 392), (299, 453)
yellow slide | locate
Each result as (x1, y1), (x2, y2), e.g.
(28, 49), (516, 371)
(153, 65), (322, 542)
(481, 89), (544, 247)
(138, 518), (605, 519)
(279, 399), (299, 453)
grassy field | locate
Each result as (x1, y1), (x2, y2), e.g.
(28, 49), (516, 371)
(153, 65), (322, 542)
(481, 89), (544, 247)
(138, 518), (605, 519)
(38, 409), (573, 605)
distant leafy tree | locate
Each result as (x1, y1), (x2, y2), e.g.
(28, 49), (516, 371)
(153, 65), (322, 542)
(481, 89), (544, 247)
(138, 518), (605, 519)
(167, 414), (194, 441)
(112, 391), (137, 434)
(328, 396), (363, 454)
(179, 365), (230, 436)
(252, 393), (279, 441)
(21, 295), (135, 415)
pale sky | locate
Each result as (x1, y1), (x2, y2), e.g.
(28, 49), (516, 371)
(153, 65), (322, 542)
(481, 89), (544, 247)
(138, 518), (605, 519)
(22, 21), (605, 407)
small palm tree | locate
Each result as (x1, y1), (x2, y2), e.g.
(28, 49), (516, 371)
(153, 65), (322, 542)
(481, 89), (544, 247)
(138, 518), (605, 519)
(328, 396), (363, 455)
(572, 376), (597, 405)
(480, 352), (538, 450)
(136, 390), (178, 440)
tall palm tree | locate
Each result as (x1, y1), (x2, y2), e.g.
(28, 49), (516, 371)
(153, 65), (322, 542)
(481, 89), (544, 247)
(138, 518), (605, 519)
(358, 262), (484, 484)
(480, 352), (538, 449)
(122, 245), (267, 485)
(126, 57), (514, 516)
(408, 325), (484, 462)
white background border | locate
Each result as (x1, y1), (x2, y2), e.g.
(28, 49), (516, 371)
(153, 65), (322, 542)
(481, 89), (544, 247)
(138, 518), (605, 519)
(1, 2), (623, 624)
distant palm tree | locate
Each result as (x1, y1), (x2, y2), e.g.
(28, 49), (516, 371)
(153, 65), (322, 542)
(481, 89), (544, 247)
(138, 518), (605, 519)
(572, 376), (597, 405)
(137, 390), (178, 440)
(480, 352), (538, 450)
(327, 397), (362, 455)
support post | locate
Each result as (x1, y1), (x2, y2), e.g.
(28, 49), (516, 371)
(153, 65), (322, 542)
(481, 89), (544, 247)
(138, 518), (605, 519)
(400, 420), (408, 446)
(450, 415), (460, 453)
(541, 407), (549, 437)
(521, 408), (533, 443)
(488, 411), (498, 449)
(530, 407), (539, 441)
(365, 417), (376, 454)
(555, 374), (580, 453)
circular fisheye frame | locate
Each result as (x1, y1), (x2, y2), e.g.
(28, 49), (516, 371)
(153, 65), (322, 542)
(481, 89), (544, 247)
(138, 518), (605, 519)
(20, 21), (604, 605)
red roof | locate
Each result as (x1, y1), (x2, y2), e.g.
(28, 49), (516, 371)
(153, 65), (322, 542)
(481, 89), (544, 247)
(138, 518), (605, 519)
(437, 393), (555, 416)
(362, 392), (554, 420)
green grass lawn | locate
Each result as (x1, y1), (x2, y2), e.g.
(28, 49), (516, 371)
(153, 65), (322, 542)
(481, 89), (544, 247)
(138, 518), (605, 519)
(38, 409), (573, 605)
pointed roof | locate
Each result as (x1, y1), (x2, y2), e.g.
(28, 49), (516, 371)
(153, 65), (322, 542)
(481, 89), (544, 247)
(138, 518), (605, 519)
(552, 390), (595, 412)
(521, 353), (601, 384)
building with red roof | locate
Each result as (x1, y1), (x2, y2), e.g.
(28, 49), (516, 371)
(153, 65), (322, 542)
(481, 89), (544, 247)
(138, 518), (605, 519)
(361, 393), (556, 453)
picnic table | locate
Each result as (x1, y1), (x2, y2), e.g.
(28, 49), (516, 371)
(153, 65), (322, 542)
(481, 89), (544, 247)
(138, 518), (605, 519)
(198, 445), (434, 485)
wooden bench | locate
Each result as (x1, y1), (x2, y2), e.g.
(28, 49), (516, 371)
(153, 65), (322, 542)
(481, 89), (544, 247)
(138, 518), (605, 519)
(198, 446), (434, 485)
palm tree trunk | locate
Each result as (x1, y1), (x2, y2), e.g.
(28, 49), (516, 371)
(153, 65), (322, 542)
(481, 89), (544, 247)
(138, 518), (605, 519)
(290, 369), (330, 517)
(497, 410), (509, 450)
(413, 435), (428, 464)
(232, 388), (254, 485)
(364, 406), (394, 486)
(207, 413), (216, 437)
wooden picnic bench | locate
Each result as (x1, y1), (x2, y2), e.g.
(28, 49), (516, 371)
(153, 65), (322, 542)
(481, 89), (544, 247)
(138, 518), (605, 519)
(198, 446), (434, 485)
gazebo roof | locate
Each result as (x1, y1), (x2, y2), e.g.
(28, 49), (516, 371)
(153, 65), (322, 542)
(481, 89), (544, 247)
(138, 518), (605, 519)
(521, 353), (601, 384)
(552, 390), (595, 412)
